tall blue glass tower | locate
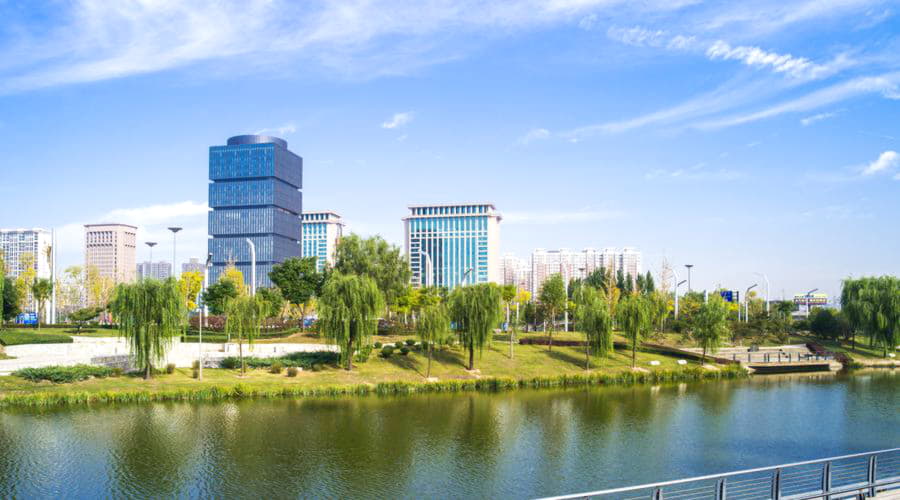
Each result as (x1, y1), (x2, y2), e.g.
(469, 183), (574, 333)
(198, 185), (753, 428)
(208, 135), (302, 289)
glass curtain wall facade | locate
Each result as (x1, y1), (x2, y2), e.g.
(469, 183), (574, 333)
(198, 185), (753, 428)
(301, 211), (344, 273)
(404, 203), (501, 289)
(208, 135), (302, 289)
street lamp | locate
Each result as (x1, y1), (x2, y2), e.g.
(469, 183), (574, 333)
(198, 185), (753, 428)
(460, 267), (474, 286)
(674, 279), (687, 318)
(197, 252), (212, 381)
(806, 288), (819, 317)
(168, 227), (182, 279)
(754, 272), (770, 316)
(745, 284), (758, 323)
(145, 242), (157, 279)
(685, 264), (694, 293)
(420, 250), (433, 288)
(245, 238), (256, 296)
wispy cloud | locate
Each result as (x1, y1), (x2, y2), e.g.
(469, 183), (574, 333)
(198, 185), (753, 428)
(517, 128), (550, 144)
(706, 41), (853, 80)
(381, 112), (413, 129)
(504, 209), (625, 224)
(253, 123), (297, 136)
(800, 112), (837, 126)
(862, 150), (899, 175)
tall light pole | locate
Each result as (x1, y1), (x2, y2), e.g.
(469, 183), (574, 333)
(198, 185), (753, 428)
(198, 252), (212, 381)
(754, 272), (770, 316)
(806, 288), (818, 317)
(460, 267), (473, 286)
(420, 250), (433, 287)
(145, 242), (157, 280)
(745, 283), (758, 323)
(168, 227), (182, 279)
(245, 238), (256, 296)
(685, 264), (694, 293)
(674, 280), (686, 318)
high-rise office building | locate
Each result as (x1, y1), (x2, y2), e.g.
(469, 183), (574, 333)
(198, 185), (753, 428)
(0, 228), (52, 279)
(302, 211), (344, 272)
(84, 223), (137, 284)
(404, 203), (501, 289)
(529, 247), (642, 295)
(136, 261), (172, 280)
(208, 135), (303, 289)
(181, 257), (204, 275)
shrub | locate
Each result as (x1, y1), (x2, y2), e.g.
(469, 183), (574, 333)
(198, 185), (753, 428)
(286, 366), (299, 377)
(165, 363), (176, 374)
(311, 363), (323, 372)
(218, 351), (339, 370)
(355, 344), (373, 363)
(374, 341), (383, 349)
(192, 368), (200, 379)
(381, 346), (394, 358)
(420, 341), (429, 351)
(394, 341), (403, 349)
(399, 347), (410, 356)
(13, 364), (122, 383)
(269, 362), (284, 374)
(192, 360), (200, 370)
(405, 338), (416, 347)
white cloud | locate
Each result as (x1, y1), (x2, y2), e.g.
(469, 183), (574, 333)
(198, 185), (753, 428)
(800, 112), (837, 126)
(381, 112), (413, 129)
(503, 209), (624, 224)
(518, 128), (551, 144)
(705, 40), (852, 80)
(254, 123), (297, 136)
(862, 150), (899, 175)
(606, 26), (668, 47)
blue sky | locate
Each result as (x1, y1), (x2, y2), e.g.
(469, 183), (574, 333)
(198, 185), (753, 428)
(1, 0), (899, 300)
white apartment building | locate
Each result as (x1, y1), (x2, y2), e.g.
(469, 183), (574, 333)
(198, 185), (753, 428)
(501, 253), (529, 291)
(302, 211), (345, 273)
(0, 228), (52, 280)
(84, 223), (137, 284)
(136, 261), (172, 280)
(529, 247), (642, 295)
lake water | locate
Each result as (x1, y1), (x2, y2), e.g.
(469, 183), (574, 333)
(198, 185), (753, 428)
(0, 371), (897, 498)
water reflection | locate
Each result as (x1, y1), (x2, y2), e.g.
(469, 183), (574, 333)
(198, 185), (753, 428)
(0, 371), (897, 498)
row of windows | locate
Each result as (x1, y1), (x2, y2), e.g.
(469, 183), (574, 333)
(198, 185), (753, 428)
(208, 235), (301, 264)
(208, 207), (301, 238)
(209, 262), (276, 289)
(409, 235), (489, 288)
(410, 205), (490, 216)
(408, 216), (489, 232)
(209, 144), (302, 188)
(209, 179), (302, 214)
(302, 213), (338, 222)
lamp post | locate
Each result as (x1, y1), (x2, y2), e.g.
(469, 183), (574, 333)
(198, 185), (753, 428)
(745, 284), (758, 323)
(754, 272), (770, 316)
(674, 279), (687, 318)
(805, 288), (819, 317)
(198, 253), (212, 381)
(685, 264), (694, 293)
(168, 227), (182, 279)
(245, 238), (256, 296)
(460, 267), (473, 286)
(420, 250), (433, 287)
(145, 242), (157, 280)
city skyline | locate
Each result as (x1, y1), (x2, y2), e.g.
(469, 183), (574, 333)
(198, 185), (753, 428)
(2, 1), (899, 299)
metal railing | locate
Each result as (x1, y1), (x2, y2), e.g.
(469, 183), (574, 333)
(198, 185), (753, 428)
(733, 352), (835, 364)
(541, 448), (900, 500)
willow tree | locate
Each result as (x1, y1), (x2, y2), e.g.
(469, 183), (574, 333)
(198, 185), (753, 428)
(318, 272), (383, 371)
(617, 293), (652, 368)
(225, 295), (265, 376)
(109, 278), (185, 379)
(692, 294), (730, 363)
(578, 287), (614, 370)
(31, 278), (53, 330)
(417, 302), (450, 378)
(449, 283), (502, 371)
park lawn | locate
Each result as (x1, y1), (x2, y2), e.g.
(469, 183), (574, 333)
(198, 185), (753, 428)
(0, 340), (698, 398)
(801, 336), (896, 360)
(0, 330), (73, 346)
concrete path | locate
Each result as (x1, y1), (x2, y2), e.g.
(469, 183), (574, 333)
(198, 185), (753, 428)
(0, 337), (337, 375)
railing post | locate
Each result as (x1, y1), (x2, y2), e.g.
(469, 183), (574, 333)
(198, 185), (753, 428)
(651, 487), (663, 500)
(772, 468), (782, 500)
(822, 461), (832, 500)
(868, 456), (877, 497)
(715, 478), (727, 500)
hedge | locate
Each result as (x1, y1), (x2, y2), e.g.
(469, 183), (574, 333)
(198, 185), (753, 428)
(0, 331), (74, 346)
(219, 351), (339, 370)
(13, 364), (123, 383)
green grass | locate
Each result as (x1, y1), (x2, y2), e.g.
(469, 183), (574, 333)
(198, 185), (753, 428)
(0, 337), (746, 408)
(0, 330), (73, 346)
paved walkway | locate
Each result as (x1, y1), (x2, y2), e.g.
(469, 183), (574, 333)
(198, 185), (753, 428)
(0, 337), (336, 375)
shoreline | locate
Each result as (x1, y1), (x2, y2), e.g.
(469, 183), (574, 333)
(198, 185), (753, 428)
(0, 365), (748, 409)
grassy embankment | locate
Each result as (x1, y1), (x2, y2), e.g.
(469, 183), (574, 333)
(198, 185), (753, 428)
(0, 333), (746, 407)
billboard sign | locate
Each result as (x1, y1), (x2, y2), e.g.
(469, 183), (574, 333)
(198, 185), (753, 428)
(16, 312), (37, 325)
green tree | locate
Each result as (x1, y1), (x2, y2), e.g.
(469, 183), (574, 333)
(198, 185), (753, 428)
(201, 279), (240, 315)
(615, 268), (626, 291)
(225, 294), (266, 376)
(617, 293), (652, 368)
(692, 294), (730, 363)
(178, 271), (204, 310)
(578, 287), (614, 370)
(643, 271), (655, 294)
(538, 274), (566, 351)
(501, 284), (517, 358)
(31, 278), (53, 330)
(109, 278), (185, 379)
(585, 267), (609, 292)
(268, 257), (323, 327)
(417, 302), (450, 378)
(318, 272), (384, 371)
(810, 308), (841, 340)
(333, 234), (410, 312)
(257, 287), (285, 319)
(449, 283), (502, 370)
(2, 276), (22, 323)
(70, 307), (102, 333)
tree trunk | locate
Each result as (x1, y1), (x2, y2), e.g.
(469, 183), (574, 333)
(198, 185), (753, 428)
(585, 341), (590, 370)
(631, 339), (636, 368)
(468, 344), (474, 371)
(427, 344), (433, 378)
(145, 362), (151, 380)
(239, 335), (245, 376)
